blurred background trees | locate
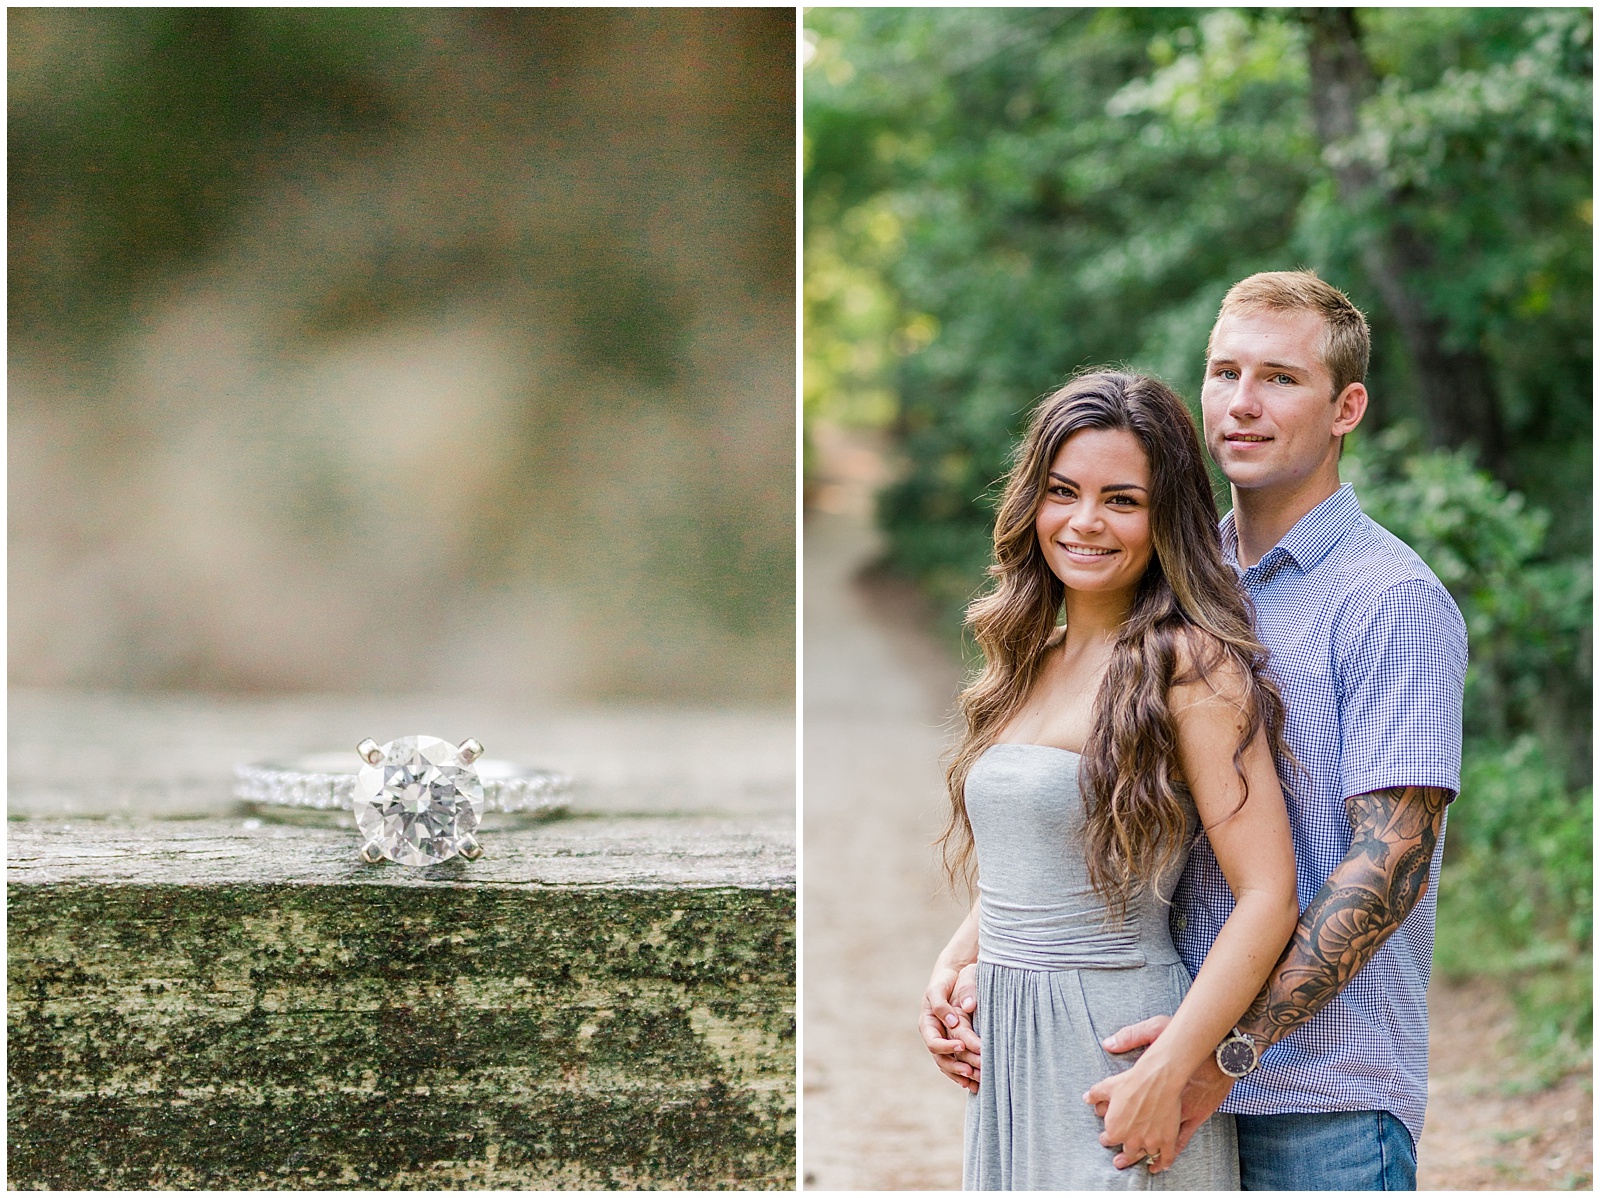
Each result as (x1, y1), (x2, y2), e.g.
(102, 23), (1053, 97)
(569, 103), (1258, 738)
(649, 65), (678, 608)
(11, 8), (794, 702)
(805, 7), (1590, 1064)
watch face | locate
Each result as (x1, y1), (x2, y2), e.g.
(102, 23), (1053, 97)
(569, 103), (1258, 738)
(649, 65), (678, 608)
(1217, 1036), (1256, 1077)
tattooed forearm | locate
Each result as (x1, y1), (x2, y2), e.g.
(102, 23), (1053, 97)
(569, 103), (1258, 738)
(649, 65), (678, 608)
(1239, 785), (1450, 1045)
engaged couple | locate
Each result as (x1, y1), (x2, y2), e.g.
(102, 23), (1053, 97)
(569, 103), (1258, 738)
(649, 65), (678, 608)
(919, 271), (1467, 1190)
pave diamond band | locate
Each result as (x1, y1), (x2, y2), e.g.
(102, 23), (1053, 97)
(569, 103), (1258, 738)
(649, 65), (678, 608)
(233, 757), (571, 814)
(234, 736), (571, 866)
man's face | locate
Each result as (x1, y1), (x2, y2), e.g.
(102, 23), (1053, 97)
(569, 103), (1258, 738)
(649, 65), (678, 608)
(1201, 308), (1346, 494)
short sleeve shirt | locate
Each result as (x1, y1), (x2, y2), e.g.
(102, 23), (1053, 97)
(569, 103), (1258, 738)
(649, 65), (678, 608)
(1172, 483), (1468, 1147)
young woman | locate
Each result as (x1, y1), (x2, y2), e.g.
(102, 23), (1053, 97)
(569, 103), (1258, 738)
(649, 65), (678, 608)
(925, 371), (1299, 1189)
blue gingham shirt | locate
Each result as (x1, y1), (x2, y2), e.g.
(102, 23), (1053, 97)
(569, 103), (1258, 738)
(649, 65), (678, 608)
(1172, 483), (1467, 1146)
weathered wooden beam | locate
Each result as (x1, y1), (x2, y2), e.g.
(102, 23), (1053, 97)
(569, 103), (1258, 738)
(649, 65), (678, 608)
(7, 817), (795, 889)
(8, 692), (796, 1190)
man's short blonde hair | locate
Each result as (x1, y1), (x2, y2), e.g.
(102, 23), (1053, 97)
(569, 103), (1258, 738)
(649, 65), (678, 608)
(1210, 270), (1370, 399)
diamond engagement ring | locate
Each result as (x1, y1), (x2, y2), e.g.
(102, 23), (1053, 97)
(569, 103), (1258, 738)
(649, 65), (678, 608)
(233, 734), (572, 865)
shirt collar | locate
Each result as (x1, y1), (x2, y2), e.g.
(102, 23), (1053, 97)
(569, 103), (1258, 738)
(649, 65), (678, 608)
(1220, 483), (1363, 575)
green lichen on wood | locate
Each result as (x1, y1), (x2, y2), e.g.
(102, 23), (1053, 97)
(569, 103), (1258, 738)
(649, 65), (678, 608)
(9, 884), (795, 1190)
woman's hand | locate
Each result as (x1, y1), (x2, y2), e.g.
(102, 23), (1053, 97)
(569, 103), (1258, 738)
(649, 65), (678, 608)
(1086, 1015), (1238, 1169)
(919, 962), (982, 1092)
(1085, 1049), (1186, 1174)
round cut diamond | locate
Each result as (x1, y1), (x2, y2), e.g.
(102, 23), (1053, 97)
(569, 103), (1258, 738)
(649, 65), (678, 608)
(354, 735), (484, 865)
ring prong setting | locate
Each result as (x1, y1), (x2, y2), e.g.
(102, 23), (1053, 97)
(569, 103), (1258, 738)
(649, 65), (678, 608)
(359, 839), (386, 864)
(457, 738), (484, 764)
(353, 735), (487, 866)
(357, 738), (383, 765)
(458, 833), (484, 860)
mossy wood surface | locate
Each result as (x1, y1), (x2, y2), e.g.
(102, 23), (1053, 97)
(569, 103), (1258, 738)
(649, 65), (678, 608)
(8, 691), (796, 1190)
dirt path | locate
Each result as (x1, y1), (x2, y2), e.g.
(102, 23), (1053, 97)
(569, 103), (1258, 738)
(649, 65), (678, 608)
(1417, 980), (1591, 1189)
(801, 430), (971, 1190)
(800, 426), (1591, 1191)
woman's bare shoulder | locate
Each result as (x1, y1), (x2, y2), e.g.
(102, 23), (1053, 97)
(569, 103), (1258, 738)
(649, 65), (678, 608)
(1168, 624), (1251, 708)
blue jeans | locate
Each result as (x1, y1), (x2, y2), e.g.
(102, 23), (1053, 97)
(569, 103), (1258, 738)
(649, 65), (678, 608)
(1235, 1110), (1417, 1190)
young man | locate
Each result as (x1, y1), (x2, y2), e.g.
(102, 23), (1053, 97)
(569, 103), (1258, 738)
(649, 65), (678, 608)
(921, 271), (1467, 1190)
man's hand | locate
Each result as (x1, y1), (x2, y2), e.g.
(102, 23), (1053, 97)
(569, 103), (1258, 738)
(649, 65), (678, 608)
(920, 962), (982, 1092)
(1083, 1015), (1235, 1170)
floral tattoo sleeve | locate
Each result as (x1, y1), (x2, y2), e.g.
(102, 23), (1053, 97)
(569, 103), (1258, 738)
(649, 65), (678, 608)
(1240, 784), (1452, 1044)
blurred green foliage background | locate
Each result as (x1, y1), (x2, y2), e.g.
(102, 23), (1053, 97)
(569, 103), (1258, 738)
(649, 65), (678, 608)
(11, 8), (794, 703)
(804, 7), (1590, 1067)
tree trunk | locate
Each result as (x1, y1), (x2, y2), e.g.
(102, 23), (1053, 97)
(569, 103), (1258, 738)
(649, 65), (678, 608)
(1301, 8), (1509, 478)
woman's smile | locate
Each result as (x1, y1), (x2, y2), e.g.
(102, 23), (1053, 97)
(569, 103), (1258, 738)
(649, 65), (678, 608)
(1057, 542), (1119, 560)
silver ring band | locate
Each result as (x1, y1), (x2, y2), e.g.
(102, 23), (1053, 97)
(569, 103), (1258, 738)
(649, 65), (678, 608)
(233, 753), (572, 815)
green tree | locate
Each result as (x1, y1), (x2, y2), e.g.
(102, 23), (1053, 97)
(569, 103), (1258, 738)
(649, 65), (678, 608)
(806, 7), (1590, 557)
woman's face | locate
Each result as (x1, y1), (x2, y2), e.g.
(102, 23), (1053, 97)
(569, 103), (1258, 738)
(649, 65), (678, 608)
(1034, 427), (1155, 601)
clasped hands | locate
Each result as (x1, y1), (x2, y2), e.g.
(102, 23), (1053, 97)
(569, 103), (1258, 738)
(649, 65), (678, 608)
(919, 967), (1235, 1173)
(918, 962), (983, 1093)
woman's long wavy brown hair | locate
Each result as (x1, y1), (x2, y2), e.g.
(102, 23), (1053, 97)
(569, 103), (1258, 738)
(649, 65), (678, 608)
(940, 370), (1292, 918)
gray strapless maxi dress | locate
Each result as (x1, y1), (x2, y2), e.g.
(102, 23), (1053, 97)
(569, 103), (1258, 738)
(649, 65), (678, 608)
(962, 744), (1239, 1191)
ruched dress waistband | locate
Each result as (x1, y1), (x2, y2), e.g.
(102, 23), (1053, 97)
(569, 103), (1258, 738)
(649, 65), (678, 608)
(977, 892), (1182, 970)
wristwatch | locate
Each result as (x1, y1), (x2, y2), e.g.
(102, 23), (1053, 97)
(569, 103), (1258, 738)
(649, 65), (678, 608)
(1215, 1027), (1260, 1078)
